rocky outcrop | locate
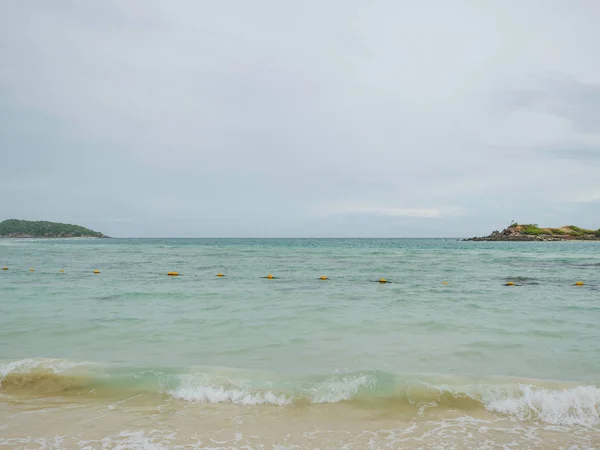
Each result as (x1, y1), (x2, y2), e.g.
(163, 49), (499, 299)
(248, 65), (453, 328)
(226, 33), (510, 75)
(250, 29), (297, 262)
(467, 231), (561, 241)
(465, 224), (600, 241)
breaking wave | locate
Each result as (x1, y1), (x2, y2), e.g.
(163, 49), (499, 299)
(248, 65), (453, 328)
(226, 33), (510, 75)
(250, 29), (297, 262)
(1, 358), (599, 427)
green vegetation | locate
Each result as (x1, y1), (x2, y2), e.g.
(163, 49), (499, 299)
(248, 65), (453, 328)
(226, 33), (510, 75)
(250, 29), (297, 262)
(0, 219), (106, 238)
(511, 224), (598, 239)
(519, 224), (545, 236)
(566, 225), (594, 236)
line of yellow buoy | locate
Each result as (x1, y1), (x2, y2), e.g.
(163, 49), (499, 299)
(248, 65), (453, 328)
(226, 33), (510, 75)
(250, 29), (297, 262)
(1, 267), (590, 286)
(2, 269), (395, 282)
(2, 268), (101, 274)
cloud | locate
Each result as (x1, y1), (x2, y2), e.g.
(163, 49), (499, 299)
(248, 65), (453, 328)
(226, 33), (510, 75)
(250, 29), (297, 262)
(1, 1), (600, 236)
(569, 190), (600, 204)
(544, 147), (600, 163)
(501, 75), (600, 132)
(89, 218), (134, 223)
(312, 204), (465, 219)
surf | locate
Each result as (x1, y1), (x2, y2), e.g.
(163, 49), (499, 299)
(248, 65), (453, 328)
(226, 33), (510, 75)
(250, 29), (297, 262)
(2, 358), (599, 427)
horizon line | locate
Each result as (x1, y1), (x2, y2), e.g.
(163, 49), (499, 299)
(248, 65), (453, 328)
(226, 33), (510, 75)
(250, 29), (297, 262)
(105, 236), (467, 239)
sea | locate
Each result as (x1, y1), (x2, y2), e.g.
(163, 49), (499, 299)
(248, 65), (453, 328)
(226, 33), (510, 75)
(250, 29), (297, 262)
(1, 238), (599, 449)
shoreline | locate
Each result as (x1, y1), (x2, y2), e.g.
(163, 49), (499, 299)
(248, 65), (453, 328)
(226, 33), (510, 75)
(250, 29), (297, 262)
(1, 358), (598, 448)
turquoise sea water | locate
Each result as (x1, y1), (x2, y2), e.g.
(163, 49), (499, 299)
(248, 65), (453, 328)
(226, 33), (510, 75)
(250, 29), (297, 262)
(1, 238), (600, 448)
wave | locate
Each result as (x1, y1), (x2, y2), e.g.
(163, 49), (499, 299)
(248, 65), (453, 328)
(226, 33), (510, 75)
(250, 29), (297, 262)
(0, 358), (90, 378)
(0, 358), (95, 395)
(169, 378), (291, 406)
(1, 358), (599, 427)
(484, 384), (600, 427)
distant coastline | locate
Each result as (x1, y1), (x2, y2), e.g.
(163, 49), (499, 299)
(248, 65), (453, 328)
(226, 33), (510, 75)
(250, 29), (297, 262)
(0, 219), (109, 239)
(465, 223), (600, 241)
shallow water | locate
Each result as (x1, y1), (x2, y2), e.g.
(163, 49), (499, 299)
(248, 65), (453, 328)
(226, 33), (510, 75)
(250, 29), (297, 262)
(1, 238), (599, 448)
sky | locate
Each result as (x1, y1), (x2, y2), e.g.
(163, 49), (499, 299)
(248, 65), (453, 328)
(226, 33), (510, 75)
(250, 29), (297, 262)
(1, 1), (600, 237)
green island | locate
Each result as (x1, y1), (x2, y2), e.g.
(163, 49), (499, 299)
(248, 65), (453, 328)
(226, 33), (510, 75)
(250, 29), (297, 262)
(466, 222), (600, 241)
(0, 219), (108, 238)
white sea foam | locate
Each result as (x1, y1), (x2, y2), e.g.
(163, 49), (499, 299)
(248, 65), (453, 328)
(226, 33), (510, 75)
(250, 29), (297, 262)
(77, 430), (175, 450)
(168, 374), (291, 405)
(483, 384), (600, 427)
(98, 430), (172, 450)
(170, 384), (291, 405)
(306, 374), (376, 403)
(0, 435), (68, 450)
(167, 373), (375, 406)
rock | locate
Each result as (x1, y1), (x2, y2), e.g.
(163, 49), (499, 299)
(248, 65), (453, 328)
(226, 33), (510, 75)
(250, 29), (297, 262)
(464, 226), (597, 241)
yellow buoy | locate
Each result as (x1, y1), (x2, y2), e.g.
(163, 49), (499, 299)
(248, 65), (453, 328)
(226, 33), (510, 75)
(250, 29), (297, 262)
(93, 270), (100, 274)
(2, 267), (7, 271)
(216, 273), (224, 277)
(266, 274), (274, 279)
(575, 281), (584, 286)
(379, 278), (387, 283)
(167, 271), (179, 276)
(442, 281), (449, 285)
(29, 268), (34, 272)
(59, 269), (64, 273)
(320, 275), (328, 280)
(506, 281), (514, 286)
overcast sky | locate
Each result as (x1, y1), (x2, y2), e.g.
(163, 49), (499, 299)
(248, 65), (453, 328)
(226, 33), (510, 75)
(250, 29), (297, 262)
(1, 1), (600, 237)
